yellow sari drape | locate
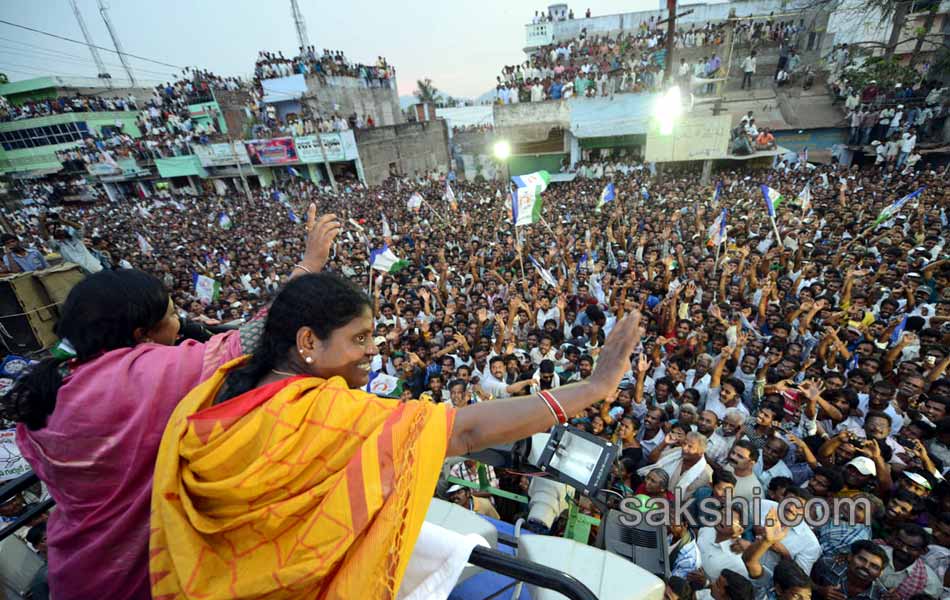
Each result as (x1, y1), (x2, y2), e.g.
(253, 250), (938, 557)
(149, 357), (454, 600)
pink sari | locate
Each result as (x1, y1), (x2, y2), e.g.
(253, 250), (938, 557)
(16, 331), (244, 600)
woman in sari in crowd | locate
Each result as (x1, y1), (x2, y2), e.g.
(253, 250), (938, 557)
(6, 208), (340, 600)
(149, 271), (644, 599)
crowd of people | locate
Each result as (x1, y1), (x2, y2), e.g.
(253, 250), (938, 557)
(2, 138), (950, 599)
(253, 48), (395, 89)
(0, 93), (139, 122)
(497, 14), (812, 104)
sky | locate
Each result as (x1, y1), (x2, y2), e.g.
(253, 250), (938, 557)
(0, 0), (659, 99)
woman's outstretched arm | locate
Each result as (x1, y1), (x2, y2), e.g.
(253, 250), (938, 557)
(447, 311), (642, 456)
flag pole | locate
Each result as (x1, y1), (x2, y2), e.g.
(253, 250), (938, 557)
(769, 214), (783, 247)
(420, 198), (450, 227)
(515, 225), (527, 283)
(712, 239), (723, 279)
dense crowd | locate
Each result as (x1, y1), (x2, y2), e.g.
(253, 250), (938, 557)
(497, 14), (810, 104)
(0, 93), (139, 122)
(3, 143), (950, 600)
(253, 48), (395, 89)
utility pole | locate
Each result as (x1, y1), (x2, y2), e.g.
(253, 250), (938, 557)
(68, 0), (111, 87)
(289, 0), (311, 52)
(663, 0), (677, 85)
(97, 0), (137, 87)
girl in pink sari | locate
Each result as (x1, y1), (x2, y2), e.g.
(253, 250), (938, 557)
(6, 210), (340, 600)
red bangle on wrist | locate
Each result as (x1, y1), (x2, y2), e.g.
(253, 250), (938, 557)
(538, 390), (567, 425)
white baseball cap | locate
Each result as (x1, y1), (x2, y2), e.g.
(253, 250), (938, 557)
(846, 456), (877, 476)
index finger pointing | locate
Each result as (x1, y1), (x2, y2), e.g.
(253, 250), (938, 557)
(307, 203), (317, 230)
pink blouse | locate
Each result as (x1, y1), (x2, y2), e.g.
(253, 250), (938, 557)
(16, 332), (243, 600)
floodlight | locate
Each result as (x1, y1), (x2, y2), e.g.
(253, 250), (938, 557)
(493, 140), (511, 160)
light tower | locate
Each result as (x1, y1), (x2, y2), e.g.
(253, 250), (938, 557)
(289, 0), (311, 52)
(98, 0), (137, 87)
(68, 0), (111, 86)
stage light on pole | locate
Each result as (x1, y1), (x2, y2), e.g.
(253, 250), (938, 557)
(654, 86), (684, 136)
(493, 140), (511, 160)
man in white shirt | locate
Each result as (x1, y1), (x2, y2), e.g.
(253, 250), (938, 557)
(766, 490), (821, 570)
(698, 410), (729, 464)
(694, 504), (749, 582)
(740, 51), (756, 90)
(535, 296), (561, 327)
(897, 128), (917, 169)
(753, 437), (793, 489)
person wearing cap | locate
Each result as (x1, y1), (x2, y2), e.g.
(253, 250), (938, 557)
(444, 484), (500, 519)
(1, 233), (48, 273)
(888, 104), (904, 139)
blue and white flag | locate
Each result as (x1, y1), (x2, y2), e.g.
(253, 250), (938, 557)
(136, 233), (153, 256)
(760, 185), (783, 218)
(528, 255), (558, 288)
(890, 315), (909, 346)
(287, 166), (301, 177)
(445, 182), (457, 211)
(598, 182), (616, 207)
(875, 188), (924, 225)
(707, 208), (728, 246)
(218, 212), (233, 230)
(641, 187), (650, 201)
(288, 207), (300, 224)
(712, 181), (722, 205)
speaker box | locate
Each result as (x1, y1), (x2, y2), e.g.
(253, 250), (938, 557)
(0, 264), (84, 355)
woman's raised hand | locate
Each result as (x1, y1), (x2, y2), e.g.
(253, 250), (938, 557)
(302, 205), (341, 272)
(589, 310), (642, 397)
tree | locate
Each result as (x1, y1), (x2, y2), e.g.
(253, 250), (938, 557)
(840, 56), (920, 90)
(414, 78), (439, 104)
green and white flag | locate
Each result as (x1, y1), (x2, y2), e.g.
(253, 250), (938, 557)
(511, 170), (551, 195)
(369, 245), (409, 273)
(193, 273), (221, 303)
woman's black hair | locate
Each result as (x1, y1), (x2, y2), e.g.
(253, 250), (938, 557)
(216, 272), (371, 403)
(7, 270), (170, 430)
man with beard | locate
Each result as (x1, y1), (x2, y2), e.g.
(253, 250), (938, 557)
(811, 539), (889, 600)
(645, 431), (712, 501)
(876, 523), (942, 598)
(698, 410), (730, 466)
(878, 489), (923, 538)
(479, 356), (533, 399)
(638, 407), (667, 457)
(1, 233), (48, 273)
(754, 437), (793, 488)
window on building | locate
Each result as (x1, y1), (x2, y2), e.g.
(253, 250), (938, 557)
(0, 121), (89, 151)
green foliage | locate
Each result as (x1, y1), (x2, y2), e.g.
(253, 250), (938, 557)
(414, 78), (439, 104)
(841, 56), (920, 90)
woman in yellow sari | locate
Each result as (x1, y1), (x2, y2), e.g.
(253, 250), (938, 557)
(150, 268), (643, 599)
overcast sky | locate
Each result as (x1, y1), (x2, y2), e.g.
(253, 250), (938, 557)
(0, 0), (659, 98)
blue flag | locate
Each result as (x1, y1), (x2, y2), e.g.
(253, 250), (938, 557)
(598, 182), (616, 207)
(288, 207), (300, 224)
(287, 166), (301, 177)
(890, 316), (908, 346)
(713, 180), (722, 204)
